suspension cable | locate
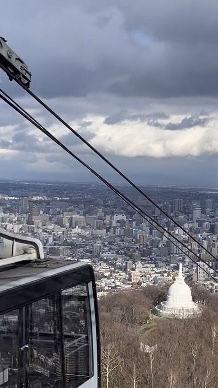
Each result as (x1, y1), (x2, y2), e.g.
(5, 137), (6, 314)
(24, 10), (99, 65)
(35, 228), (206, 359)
(0, 90), (216, 281)
(0, 73), (215, 262)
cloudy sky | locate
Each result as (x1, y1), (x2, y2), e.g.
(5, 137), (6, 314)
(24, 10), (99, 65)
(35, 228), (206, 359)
(1, 0), (218, 186)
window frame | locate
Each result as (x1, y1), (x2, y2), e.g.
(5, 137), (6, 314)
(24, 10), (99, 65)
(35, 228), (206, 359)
(0, 264), (101, 388)
(0, 265), (94, 314)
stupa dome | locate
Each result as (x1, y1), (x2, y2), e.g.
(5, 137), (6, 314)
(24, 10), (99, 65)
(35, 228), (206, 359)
(167, 264), (194, 308)
(154, 263), (201, 319)
(168, 281), (192, 301)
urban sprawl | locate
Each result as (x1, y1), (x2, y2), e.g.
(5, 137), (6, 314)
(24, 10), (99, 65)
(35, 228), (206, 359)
(0, 181), (217, 296)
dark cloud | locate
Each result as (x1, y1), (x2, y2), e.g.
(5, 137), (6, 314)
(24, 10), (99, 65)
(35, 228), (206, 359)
(0, 129), (53, 153)
(147, 119), (164, 128)
(2, 1), (218, 100)
(43, 153), (218, 187)
(109, 61), (218, 99)
(80, 0), (218, 46)
(104, 111), (127, 125)
(142, 112), (169, 120)
(104, 111), (169, 125)
(1, 1), (218, 185)
(147, 115), (210, 130)
(165, 116), (209, 130)
(104, 111), (208, 130)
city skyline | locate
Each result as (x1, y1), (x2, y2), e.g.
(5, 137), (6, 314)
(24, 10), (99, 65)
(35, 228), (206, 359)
(0, 180), (217, 288)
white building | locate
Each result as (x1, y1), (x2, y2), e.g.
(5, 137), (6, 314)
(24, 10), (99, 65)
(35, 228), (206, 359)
(114, 214), (126, 223)
(192, 206), (201, 222)
(195, 261), (210, 282)
(154, 264), (201, 319)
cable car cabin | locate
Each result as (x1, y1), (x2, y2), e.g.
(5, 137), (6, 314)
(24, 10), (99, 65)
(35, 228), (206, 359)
(0, 37), (31, 88)
(0, 230), (100, 388)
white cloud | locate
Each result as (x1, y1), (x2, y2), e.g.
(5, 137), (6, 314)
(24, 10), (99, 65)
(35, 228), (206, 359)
(2, 107), (218, 161)
(85, 115), (218, 158)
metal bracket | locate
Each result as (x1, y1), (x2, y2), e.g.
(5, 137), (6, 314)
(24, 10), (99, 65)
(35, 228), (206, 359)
(0, 229), (44, 262)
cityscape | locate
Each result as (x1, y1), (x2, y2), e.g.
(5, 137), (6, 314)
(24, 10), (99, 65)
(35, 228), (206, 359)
(2, 0), (218, 386)
(0, 180), (218, 296)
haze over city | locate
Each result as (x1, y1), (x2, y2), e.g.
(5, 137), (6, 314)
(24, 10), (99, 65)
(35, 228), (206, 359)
(1, 1), (218, 185)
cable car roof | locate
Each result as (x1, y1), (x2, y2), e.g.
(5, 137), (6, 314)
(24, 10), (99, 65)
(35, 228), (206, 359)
(0, 259), (93, 293)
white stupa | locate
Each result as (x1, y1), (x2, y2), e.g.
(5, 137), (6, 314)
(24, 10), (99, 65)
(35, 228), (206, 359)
(154, 263), (201, 319)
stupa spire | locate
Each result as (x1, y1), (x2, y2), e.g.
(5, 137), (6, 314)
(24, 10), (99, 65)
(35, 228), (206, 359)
(178, 263), (183, 279)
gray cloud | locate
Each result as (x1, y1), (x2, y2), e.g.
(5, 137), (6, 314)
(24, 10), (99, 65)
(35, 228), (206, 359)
(1, 0), (218, 100)
(0, 119), (94, 155)
(0, 128), (53, 153)
(1, 0), (218, 185)
(164, 116), (209, 130)
(104, 111), (169, 125)
(147, 115), (210, 130)
(0, 105), (21, 127)
(19, 152), (37, 164)
(0, 139), (11, 148)
(104, 111), (209, 130)
(104, 111), (127, 125)
(59, 124), (94, 148)
(23, 153), (218, 187)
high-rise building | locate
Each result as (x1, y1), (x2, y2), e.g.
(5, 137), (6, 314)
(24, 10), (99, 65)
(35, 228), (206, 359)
(173, 199), (183, 213)
(165, 202), (171, 215)
(195, 261), (210, 282)
(85, 215), (96, 228)
(27, 202), (40, 225)
(154, 206), (161, 216)
(170, 240), (181, 254)
(192, 206), (201, 222)
(211, 240), (218, 257)
(205, 199), (213, 210)
(139, 234), (147, 245)
(152, 229), (161, 238)
(214, 223), (218, 235)
(71, 215), (85, 228)
(92, 242), (102, 257)
(21, 197), (29, 213)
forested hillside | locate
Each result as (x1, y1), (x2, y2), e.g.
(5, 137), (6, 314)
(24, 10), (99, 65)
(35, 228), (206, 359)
(99, 286), (218, 388)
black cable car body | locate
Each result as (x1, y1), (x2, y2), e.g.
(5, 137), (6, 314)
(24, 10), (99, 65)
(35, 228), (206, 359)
(0, 231), (101, 388)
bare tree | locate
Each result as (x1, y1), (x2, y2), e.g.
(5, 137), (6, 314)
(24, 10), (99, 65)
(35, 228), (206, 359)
(203, 368), (210, 388)
(133, 363), (137, 388)
(167, 369), (178, 388)
(102, 343), (123, 388)
(190, 342), (199, 388)
(140, 343), (157, 388)
(211, 324), (217, 356)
